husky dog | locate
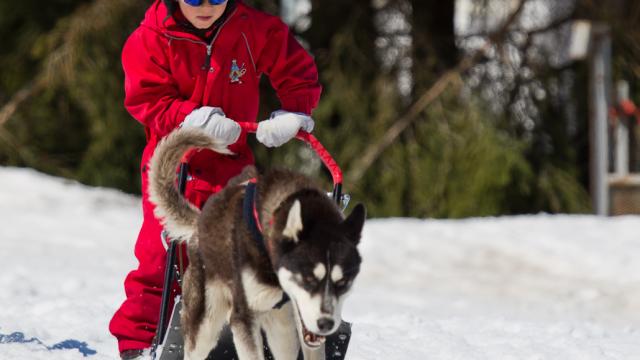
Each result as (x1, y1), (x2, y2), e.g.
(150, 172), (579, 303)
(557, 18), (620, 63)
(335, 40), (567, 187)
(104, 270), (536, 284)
(148, 127), (366, 360)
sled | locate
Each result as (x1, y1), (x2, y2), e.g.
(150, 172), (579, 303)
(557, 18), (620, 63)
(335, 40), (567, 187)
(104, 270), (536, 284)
(151, 123), (353, 360)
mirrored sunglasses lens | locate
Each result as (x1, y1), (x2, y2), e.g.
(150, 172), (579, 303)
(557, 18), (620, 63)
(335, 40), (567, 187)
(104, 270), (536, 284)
(209, 0), (227, 4)
(183, 0), (203, 6)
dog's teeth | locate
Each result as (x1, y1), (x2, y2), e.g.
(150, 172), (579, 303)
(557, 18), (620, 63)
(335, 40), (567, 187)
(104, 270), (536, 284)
(304, 334), (311, 342)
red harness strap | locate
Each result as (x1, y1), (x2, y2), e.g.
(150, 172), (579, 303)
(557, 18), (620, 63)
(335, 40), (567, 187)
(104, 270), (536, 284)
(248, 178), (264, 233)
(247, 178), (275, 233)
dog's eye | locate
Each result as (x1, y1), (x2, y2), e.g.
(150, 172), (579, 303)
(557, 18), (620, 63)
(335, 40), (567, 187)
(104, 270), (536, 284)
(335, 279), (348, 288)
(304, 276), (319, 287)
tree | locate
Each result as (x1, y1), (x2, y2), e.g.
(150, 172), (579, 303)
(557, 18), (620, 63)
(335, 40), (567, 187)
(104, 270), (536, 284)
(410, 0), (458, 91)
(0, 0), (148, 191)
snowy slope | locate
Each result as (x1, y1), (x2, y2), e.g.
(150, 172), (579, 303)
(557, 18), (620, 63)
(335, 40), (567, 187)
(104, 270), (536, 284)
(1, 166), (639, 359)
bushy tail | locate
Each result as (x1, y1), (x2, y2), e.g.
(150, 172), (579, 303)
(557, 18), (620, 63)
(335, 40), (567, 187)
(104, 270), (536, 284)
(147, 127), (232, 241)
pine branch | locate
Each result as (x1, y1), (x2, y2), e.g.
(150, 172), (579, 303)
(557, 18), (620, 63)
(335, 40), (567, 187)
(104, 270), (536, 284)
(0, 0), (136, 129)
(0, 80), (45, 127)
(0, 127), (75, 178)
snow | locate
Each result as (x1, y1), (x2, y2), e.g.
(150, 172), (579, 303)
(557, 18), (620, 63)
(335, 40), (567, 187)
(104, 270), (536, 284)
(350, 218), (640, 359)
(1, 166), (639, 359)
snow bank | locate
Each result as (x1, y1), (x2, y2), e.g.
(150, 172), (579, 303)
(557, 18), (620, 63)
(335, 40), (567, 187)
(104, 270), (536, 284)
(1, 167), (639, 359)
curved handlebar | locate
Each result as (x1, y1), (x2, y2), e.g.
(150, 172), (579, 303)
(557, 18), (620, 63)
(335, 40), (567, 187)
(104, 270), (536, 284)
(237, 122), (343, 186)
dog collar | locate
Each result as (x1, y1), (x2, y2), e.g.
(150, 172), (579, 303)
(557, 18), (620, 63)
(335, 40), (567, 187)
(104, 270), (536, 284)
(243, 178), (290, 309)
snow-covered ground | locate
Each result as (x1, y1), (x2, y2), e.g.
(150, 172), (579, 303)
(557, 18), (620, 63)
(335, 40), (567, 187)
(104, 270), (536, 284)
(1, 166), (639, 359)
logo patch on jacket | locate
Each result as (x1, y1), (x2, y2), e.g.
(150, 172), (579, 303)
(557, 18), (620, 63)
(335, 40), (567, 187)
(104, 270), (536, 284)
(229, 59), (247, 84)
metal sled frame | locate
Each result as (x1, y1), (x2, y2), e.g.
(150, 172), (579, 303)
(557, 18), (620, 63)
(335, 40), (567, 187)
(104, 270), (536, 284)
(150, 124), (353, 360)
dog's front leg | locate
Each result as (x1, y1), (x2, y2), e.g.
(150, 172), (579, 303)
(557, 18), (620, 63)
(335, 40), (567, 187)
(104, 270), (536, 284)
(261, 304), (299, 360)
(301, 343), (325, 360)
(183, 280), (230, 360)
(230, 313), (264, 360)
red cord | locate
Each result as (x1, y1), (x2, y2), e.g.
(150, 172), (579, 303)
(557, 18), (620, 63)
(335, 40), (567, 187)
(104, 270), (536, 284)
(237, 122), (343, 186)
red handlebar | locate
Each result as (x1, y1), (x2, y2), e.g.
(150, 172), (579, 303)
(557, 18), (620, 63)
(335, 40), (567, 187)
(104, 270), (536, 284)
(237, 122), (343, 186)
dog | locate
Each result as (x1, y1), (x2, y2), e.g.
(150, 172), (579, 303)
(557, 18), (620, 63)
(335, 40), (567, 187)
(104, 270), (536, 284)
(148, 127), (366, 360)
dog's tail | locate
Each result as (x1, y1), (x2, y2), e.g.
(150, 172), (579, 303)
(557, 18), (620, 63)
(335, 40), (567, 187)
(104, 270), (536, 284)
(148, 127), (232, 241)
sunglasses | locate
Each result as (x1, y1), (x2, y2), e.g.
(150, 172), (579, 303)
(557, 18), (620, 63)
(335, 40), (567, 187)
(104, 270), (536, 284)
(182, 0), (227, 6)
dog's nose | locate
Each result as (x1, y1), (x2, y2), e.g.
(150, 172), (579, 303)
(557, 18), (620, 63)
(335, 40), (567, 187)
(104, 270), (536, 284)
(317, 317), (335, 332)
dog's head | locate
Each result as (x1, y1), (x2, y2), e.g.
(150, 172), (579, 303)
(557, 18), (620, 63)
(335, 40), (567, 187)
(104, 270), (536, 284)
(272, 193), (366, 349)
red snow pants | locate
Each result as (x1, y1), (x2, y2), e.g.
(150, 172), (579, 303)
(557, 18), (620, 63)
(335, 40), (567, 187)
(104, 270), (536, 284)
(109, 147), (253, 353)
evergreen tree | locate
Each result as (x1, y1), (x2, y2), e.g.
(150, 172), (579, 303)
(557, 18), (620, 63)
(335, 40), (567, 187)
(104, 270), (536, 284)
(0, 0), (148, 192)
(2, 0), (636, 217)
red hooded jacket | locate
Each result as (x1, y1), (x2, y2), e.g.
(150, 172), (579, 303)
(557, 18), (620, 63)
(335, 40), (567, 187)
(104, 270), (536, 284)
(123, 0), (322, 206)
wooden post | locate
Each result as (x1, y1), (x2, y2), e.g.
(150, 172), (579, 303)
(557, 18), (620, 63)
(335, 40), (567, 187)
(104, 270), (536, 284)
(588, 25), (612, 216)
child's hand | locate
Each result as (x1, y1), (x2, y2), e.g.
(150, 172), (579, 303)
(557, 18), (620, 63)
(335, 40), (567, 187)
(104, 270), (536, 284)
(182, 107), (241, 146)
(256, 110), (314, 148)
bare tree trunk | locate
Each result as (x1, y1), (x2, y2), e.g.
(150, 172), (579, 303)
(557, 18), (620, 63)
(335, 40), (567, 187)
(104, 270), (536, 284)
(410, 0), (458, 95)
(306, 0), (377, 69)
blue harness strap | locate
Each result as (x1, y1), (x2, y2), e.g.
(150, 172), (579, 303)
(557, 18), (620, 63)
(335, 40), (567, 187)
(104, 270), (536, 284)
(243, 180), (290, 309)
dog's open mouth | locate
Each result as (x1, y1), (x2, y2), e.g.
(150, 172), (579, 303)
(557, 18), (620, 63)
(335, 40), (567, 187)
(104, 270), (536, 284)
(295, 307), (326, 348)
(301, 321), (326, 348)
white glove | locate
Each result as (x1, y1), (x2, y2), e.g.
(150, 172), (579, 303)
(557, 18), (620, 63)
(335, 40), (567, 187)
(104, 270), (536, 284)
(256, 110), (314, 148)
(182, 106), (241, 146)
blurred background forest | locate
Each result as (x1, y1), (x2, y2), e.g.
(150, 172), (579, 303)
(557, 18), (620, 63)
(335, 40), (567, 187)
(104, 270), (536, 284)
(0, 0), (638, 218)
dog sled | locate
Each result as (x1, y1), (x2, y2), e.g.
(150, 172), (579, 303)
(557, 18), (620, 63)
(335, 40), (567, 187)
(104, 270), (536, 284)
(151, 123), (354, 360)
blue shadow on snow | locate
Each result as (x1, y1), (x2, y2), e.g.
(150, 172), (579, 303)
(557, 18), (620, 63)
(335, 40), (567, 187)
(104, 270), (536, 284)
(0, 331), (96, 357)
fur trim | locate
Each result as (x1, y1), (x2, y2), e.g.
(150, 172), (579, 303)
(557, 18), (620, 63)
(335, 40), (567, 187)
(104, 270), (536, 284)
(147, 127), (232, 241)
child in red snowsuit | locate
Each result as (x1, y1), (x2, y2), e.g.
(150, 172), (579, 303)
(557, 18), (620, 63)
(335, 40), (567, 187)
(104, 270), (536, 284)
(109, 0), (321, 357)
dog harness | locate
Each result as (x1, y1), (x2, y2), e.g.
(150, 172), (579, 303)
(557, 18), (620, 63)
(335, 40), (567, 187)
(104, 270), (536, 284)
(243, 178), (291, 309)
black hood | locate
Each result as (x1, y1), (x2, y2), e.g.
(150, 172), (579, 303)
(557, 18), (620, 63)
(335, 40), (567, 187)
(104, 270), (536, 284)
(162, 0), (237, 40)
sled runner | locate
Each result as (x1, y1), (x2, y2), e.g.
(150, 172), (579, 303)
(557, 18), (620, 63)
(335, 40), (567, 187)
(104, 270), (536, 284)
(151, 123), (353, 360)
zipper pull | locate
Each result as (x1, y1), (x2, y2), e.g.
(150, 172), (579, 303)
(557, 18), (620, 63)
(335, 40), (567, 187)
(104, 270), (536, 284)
(202, 44), (213, 71)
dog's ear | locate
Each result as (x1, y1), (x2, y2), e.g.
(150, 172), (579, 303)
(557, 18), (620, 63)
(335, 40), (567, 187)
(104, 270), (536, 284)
(342, 203), (366, 244)
(283, 199), (303, 242)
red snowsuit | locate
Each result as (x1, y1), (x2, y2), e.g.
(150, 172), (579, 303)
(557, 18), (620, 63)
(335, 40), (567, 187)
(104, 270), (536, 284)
(109, 0), (321, 352)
